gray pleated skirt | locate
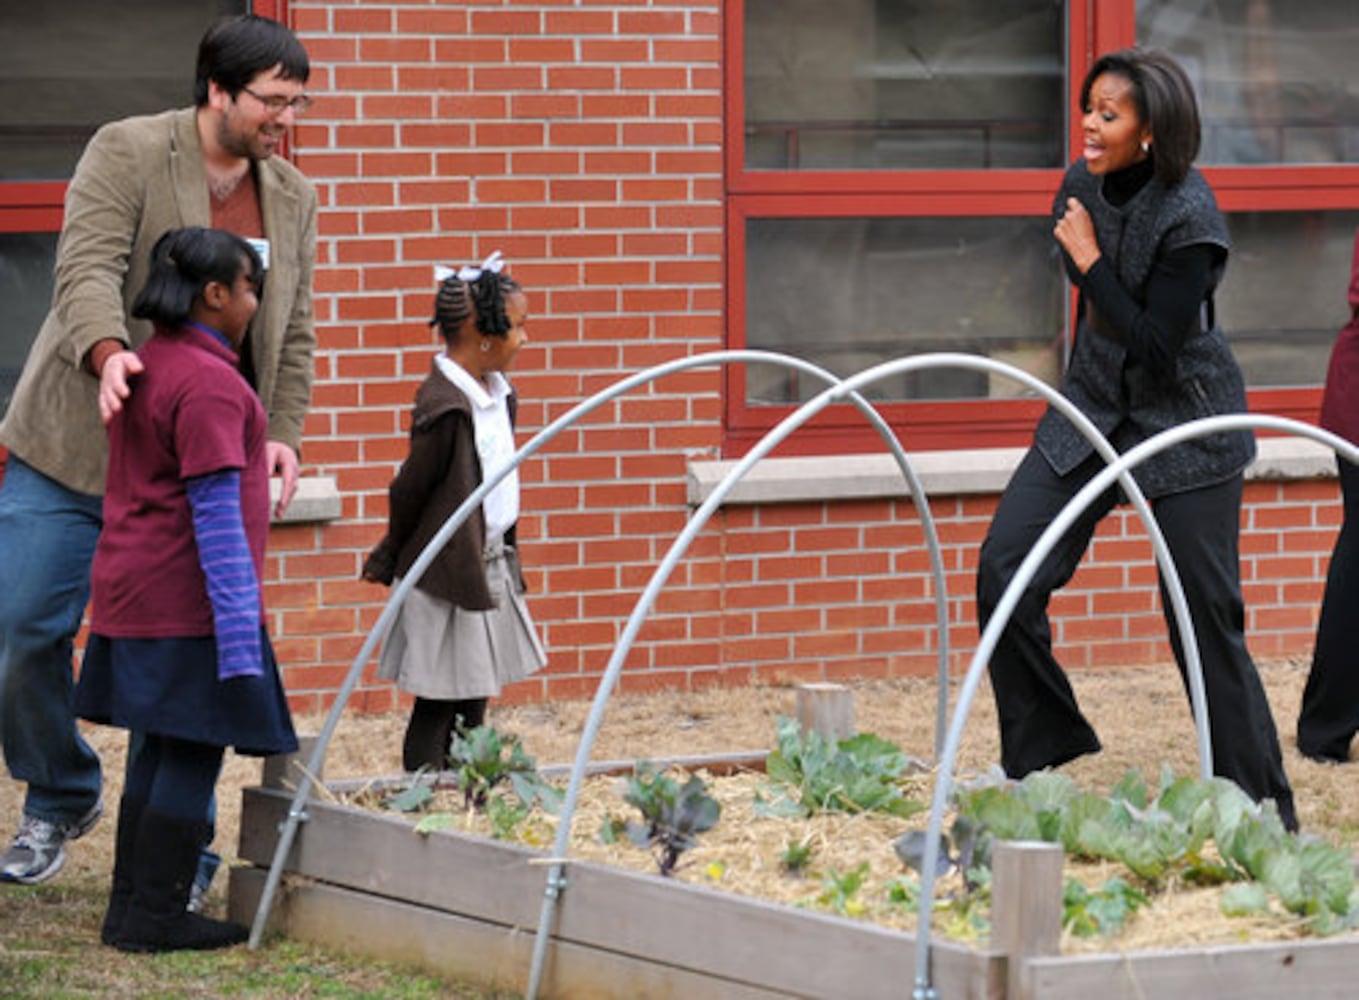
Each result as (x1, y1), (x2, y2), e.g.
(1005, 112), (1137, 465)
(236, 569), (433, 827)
(376, 548), (547, 700)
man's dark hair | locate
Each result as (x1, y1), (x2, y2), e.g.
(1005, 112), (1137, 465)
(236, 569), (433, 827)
(194, 14), (310, 106)
(1080, 47), (1200, 187)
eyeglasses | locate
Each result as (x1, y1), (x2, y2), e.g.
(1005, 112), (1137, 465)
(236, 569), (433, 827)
(239, 86), (313, 116)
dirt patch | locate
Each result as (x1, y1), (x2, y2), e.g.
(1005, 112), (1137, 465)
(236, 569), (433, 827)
(4, 655), (1355, 953)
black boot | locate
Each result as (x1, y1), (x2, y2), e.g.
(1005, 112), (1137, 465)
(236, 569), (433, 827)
(100, 796), (145, 946)
(114, 808), (247, 953)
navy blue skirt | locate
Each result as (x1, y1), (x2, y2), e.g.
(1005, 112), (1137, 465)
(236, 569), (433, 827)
(76, 629), (298, 757)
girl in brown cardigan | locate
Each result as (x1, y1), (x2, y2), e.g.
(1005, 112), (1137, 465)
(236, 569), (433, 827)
(362, 254), (546, 771)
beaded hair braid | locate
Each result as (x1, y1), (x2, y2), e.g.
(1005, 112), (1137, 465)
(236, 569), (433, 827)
(430, 269), (521, 344)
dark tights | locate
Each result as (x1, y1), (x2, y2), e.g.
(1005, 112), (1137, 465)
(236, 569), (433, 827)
(401, 697), (488, 772)
(122, 734), (223, 822)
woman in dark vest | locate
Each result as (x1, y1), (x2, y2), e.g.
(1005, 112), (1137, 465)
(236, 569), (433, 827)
(975, 48), (1297, 830)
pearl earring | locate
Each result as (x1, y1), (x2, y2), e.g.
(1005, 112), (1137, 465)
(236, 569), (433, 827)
(1141, 140), (1150, 154)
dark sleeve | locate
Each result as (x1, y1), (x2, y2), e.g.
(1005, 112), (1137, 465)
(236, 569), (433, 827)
(364, 414), (457, 579)
(1080, 243), (1216, 375)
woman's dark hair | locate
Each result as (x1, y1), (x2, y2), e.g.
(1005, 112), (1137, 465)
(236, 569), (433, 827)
(431, 268), (522, 344)
(1081, 47), (1200, 186)
(194, 14), (310, 106)
(132, 227), (263, 326)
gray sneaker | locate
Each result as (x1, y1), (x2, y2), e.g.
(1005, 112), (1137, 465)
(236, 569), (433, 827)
(0, 799), (104, 885)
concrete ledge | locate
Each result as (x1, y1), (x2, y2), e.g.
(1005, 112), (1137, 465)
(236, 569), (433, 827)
(270, 475), (343, 524)
(686, 436), (1338, 507)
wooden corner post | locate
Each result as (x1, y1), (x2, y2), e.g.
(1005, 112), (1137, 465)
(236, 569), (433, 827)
(990, 839), (1063, 1000)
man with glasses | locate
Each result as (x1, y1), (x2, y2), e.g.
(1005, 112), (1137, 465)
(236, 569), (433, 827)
(0, 14), (317, 893)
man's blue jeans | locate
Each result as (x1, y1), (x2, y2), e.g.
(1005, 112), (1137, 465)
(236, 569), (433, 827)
(0, 455), (103, 823)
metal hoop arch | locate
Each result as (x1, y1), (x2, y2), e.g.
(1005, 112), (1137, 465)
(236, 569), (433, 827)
(524, 351), (1210, 999)
(910, 413), (1359, 999)
(249, 348), (948, 949)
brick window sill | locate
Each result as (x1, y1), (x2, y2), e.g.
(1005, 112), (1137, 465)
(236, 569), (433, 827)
(686, 438), (1337, 507)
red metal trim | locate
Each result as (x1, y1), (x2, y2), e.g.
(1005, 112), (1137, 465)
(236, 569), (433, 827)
(723, 1), (746, 197)
(0, 206), (63, 232)
(0, 182), (66, 207)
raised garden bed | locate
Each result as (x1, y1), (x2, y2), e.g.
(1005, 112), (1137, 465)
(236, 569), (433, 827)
(229, 746), (1359, 1000)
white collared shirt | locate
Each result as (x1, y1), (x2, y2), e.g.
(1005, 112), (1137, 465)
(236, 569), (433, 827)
(434, 353), (520, 541)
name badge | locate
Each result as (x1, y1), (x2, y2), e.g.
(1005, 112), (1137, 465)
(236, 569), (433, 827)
(246, 237), (271, 271)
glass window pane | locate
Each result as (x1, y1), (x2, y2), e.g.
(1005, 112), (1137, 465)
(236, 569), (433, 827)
(744, 217), (1064, 404)
(744, 0), (1065, 170)
(1137, 0), (1359, 165)
(1219, 210), (1358, 388)
(0, 0), (245, 180)
(0, 233), (58, 416)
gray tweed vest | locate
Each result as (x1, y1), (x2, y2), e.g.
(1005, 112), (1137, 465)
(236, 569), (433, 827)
(1034, 161), (1255, 498)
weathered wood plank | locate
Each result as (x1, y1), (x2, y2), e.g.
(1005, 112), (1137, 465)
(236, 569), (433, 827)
(991, 841), (1063, 1000)
(231, 866), (789, 999)
(319, 749), (769, 797)
(237, 787), (1002, 999)
(1022, 938), (1359, 1000)
(796, 682), (855, 740)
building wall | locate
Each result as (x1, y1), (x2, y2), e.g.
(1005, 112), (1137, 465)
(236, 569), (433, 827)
(265, 0), (1338, 716)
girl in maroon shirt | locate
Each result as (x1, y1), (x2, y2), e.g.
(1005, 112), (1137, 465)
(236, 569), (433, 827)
(75, 227), (296, 953)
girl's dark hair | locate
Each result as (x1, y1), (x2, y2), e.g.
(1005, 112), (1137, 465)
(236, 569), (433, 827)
(431, 268), (522, 344)
(132, 227), (263, 326)
(1081, 47), (1200, 186)
(194, 14), (310, 107)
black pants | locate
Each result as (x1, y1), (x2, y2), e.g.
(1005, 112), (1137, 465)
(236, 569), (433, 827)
(401, 697), (488, 772)
(1298, 459), (1359, 761)
(976, 448), (1296, 830)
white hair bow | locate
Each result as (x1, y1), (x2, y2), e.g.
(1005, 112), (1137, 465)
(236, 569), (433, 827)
(434, 250), (504, 285)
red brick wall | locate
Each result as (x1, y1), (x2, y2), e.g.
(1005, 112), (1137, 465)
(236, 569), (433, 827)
(258, 1), (1338, 716)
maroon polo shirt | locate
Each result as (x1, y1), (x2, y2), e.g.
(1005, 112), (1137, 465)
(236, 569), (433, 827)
(91, 325), (269, 638)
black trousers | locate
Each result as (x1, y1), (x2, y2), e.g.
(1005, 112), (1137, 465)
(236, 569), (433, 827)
(401, 696), (488, 772)
(1298, 459), (1359, 761)
(977, 448), (1297, 830)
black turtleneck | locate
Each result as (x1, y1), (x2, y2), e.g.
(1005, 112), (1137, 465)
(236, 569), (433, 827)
(1068, 157), (1217, 376)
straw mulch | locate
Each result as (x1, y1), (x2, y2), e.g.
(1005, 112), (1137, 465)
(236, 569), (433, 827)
(4, 655), (1355, 955)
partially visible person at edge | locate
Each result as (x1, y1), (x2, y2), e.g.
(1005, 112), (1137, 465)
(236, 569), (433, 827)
(75, 226), (297, 952)
(362, 253), (547, 773)
(974, 47), (1297, 831)
(1297, 227), (1359, 763)
(0, 13), (316, 889)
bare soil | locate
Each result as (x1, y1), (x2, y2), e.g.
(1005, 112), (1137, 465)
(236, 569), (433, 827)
(4, 655), (1356, 956)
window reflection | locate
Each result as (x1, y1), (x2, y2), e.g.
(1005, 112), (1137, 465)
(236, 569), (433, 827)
(744, 217), (1065, 404)
(744, 0), (1064, 170)
(0, 233), (58, 416)
(0, 0), (243, 180)
(1219, 211), (1357, 387)
(1137, 0), (1359, 165)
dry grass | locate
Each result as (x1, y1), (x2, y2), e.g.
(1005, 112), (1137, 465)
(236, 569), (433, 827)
(3, 654), (1357, 989)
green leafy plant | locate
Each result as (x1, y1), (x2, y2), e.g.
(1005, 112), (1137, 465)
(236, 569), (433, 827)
(948, 767), (1359, 935)
(1062, 877), (1149, 937)
(446, 724), (562, 815)
(779, 837), (815, 875)
(894, 813), (990, 892)
(377, 727), (561, 842)
(809, 862), (870, 917)
(758, 717), (924, 819)
(381, 767), (436, 814)
(602, 763), (721, 876)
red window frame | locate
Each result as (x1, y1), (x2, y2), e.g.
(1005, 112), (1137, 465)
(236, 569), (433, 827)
(722, 0), (1359, 458)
